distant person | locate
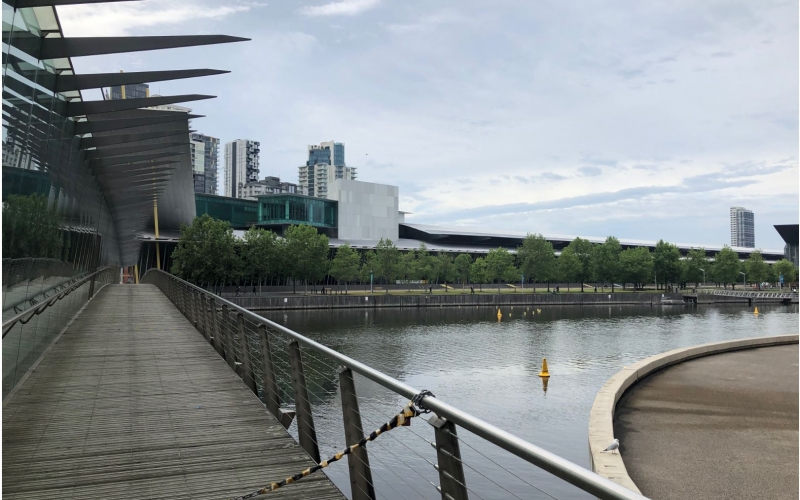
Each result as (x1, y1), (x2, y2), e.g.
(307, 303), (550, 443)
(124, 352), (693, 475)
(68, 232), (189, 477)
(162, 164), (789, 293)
(429, 286), (432, 294)
(252, 285), (256, 295)
(236, 286), (241, 297)
(556, 286), (560, 293)
(470, 285), (475, 295)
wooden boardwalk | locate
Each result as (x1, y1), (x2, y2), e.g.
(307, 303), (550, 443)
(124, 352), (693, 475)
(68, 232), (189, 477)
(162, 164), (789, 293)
(3, 285), (344, 500)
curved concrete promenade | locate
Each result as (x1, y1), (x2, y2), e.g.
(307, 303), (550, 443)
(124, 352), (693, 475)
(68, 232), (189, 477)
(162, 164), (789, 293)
(588, 334), (799, 496)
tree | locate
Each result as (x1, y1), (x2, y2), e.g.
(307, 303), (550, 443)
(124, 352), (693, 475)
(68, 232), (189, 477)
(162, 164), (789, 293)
(414, 243), (435, 283)
(517, 234), (556, 292)
(242, 228), (279, 292)
(172, 214), (239, 288)
(486, 248), (515, 291)
(360, 250), (377, 292)
(454, 253), (472, 289)
(435, 253), (454, 290)
(329, 244), (361, 293)
(592, 236), (622, 292)
(397, 251), (417, 291)
(653, 240), (681, 289)
(745, 250), (769, 286)
(470, 257), (488, 291)
(375, 238), (400, 293)
(773, 259), (797, 286)
(619, 247), (653, 290)
(713, 246), (740, 289)
(2, 193), (64, 260)
(683, 248), (709, 286)
(284, 224), (329, 293)
(563, 238), (593, 292)
(558, 246), (582, 292)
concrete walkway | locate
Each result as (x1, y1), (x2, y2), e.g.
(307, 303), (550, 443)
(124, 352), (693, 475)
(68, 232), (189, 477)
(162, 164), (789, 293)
(3, 285), (344, 500)
(615, 344), (798, 500)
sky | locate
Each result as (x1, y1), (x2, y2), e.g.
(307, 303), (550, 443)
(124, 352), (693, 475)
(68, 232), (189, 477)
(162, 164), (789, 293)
(58, 0), (799, 250)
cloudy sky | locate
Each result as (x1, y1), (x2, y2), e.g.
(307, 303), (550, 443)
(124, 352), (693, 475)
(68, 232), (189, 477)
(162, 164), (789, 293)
(58, 0), (798, 250)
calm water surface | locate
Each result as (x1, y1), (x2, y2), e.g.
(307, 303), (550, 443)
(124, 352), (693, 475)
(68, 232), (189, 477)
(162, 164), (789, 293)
(263, 304), (798, 500)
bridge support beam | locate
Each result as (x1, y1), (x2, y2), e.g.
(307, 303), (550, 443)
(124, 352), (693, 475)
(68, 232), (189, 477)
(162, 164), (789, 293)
(289, 340), (321, 463)
(338, 366), (376, 500)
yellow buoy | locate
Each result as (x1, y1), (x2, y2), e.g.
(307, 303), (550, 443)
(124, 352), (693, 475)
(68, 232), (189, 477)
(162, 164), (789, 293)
(541, 376), (549, 394)
(538, 358), (550, 378)
(754, 307), (759, 315)
(497, 309), (502, 321)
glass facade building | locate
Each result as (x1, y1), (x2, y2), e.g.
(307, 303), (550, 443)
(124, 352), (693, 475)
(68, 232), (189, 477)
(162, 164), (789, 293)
(195, 193), (259, 228)
(258, 194), (337, 228)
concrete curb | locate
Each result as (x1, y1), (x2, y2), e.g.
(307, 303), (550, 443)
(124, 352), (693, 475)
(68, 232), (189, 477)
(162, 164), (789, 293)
(587, 333), (800, 494)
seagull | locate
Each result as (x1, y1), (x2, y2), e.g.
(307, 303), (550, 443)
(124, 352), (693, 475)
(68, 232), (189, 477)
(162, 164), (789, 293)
(604, 439), (620, 454)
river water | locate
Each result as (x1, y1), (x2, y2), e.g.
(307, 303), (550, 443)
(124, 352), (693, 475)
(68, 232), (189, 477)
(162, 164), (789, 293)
(262, 304), (798, 500)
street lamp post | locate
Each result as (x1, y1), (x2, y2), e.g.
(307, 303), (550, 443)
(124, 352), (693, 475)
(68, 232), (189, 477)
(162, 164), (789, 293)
(370, 270), (374, 294)
(699, 268), (705, 288)
(740, 271), (746, 289)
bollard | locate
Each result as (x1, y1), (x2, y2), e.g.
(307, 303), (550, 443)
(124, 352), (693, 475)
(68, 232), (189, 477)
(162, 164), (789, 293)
(288, 341), (321, 463)
(338, 366), (376, 500)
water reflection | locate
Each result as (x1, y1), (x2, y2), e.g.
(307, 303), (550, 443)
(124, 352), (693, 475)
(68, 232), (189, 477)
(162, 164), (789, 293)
(262, 304), (798, 500)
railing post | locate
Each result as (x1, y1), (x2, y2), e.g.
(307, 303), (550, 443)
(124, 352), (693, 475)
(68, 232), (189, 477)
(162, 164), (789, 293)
(338, 366), (376, 500)
(258, 325), (294, 429)
(220, 305), (236, 370)
(190, 290), (199, 329)
(237, 312), (257, 394)
(209, 298), (224, 356)
(201, 294), (211, 342)
(288, 340), (320, 463)
(429, 416), (469, 500)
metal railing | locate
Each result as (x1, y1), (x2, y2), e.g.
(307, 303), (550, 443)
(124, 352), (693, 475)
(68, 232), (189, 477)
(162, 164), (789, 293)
(142, 269), (646, 500)
(711, 290), (798, 299)
(2, 266), (118, 400)
(3, 272), (89, 315)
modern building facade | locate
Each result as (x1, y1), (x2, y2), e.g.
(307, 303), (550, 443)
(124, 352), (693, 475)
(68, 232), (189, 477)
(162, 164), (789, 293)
(327, 179), (402, 240)
(224, 139), (260, 198)
(190, 133), (219, 195)
(774, 225), (799, 268)
(298, 140), (356, 198)
(109, 71), (150, 99)
(730, 207), (755, 248)
(242, 176), (301, 200)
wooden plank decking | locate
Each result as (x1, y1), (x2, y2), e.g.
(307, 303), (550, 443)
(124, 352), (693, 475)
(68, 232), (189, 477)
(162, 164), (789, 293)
(2, 284), (344, 500)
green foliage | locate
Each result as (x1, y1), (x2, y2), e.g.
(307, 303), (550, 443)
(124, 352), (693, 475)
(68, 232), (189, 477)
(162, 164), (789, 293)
(284, 224), (329, 291)
(453, 253), (472, 287)
(592, 236), (622, 290)
(470, 257), (489, 291)
(2, 194), (64, 260)
(619, 247), (653, 288)
(517, 234), (556, 285)
(329, 244), (361, 292)
(171, 214), (238, 285)
(435, 253), (454, 285)
(558, 245), (582, 289)
(242, 228), (279, 285)
(486, 247), (515, 291)
(360, 250), (378, 283)
(683, 248), (709, 285)
(375, 238), (400, 290)
(397, 251), (417, 290)
(712, 246), (740, 287)
(563, 238), (593, 290)
(773, 259), (797, 284)
(653, 240), (681, 286)
(413, 243), (436, 281)
(745, 250), (769, 284)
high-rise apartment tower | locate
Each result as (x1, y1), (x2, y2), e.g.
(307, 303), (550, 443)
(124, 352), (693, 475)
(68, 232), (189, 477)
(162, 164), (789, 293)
(224, 139), (260, 198)
(298, 141), (356, 198)
(730, 206), (755, 248)
(190, 133), (219, 195)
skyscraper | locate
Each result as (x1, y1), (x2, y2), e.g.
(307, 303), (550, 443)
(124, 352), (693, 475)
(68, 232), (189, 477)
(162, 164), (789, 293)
(298, 140), (356, 198)
(730, 207), (755, 248)
(190, 133), (219, 194)
(108, 70), (149, 99)
(224, 139), (260, 198)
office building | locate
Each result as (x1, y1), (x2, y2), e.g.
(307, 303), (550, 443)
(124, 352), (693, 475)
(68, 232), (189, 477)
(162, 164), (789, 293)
(190, 133), (219, 195)
(108, 71), (150, 99)
(242, 176), (301, 200)
(224, 140), (260, 198)
(327, 179), (400, 240)
(298, 141), (356, 198)
(730, 207), (755, 248)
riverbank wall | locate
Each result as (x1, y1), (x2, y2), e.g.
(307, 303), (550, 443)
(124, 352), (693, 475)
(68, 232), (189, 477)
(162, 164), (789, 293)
(227, 291), (691, 311)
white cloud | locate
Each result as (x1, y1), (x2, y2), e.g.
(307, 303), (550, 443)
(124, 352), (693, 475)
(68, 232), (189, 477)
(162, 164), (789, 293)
(56, 1), (254, 36)
(299, 0), (379, 17)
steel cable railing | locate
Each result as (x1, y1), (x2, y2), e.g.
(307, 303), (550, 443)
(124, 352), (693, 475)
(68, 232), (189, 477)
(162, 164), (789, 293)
(2, 266), (118, 400)
(142, 269), (648, 500)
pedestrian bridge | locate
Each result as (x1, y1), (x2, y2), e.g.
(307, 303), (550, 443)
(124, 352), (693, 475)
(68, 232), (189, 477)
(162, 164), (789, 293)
(2, 270), (644, 500)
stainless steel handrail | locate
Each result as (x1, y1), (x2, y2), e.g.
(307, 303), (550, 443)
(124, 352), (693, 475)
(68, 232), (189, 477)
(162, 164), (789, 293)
(143, 269), (647, 500)
(2, 267), (115, 338)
